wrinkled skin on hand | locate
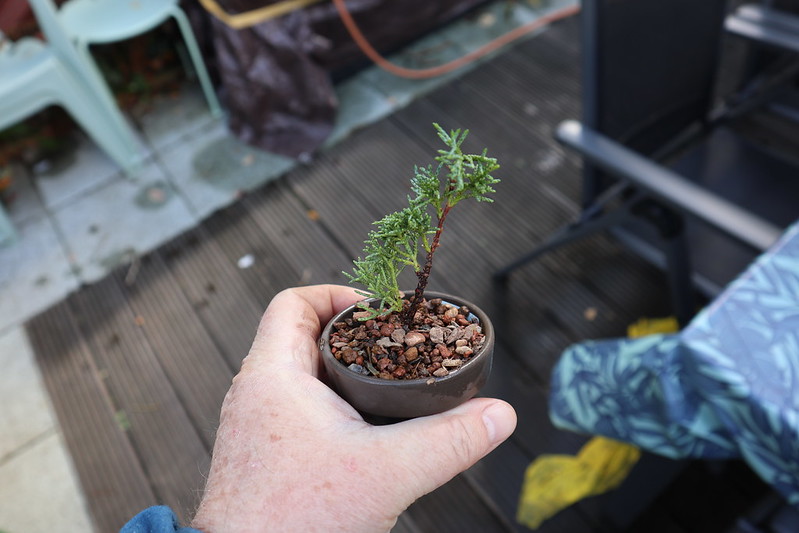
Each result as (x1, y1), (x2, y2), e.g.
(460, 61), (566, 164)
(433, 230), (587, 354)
(191, 285), (516, 533)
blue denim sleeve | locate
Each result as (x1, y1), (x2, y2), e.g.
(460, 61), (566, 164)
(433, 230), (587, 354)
(120, 506), (202, 533)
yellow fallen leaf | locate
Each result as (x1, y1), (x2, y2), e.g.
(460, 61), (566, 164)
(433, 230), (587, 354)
(627, 317), (679, 338)
(517, 437), (641, 529)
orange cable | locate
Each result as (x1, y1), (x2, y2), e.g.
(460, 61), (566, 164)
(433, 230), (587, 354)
(332, 0), (580, 80)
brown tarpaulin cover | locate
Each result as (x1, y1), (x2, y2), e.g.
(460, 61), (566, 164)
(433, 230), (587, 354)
(205, 0), (488, 158)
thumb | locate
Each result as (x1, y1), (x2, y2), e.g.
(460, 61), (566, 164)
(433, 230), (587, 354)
(381, 398), (517, 497)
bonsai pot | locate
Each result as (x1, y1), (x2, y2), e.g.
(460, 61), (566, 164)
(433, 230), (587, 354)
(320, 291), (494, 419)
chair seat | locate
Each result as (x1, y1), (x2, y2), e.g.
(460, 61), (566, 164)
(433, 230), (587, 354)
(671, 125), (799, 228)
(54, 0), (222, 118)
(0, 38), (63, 128)
(0, 37), (48, 74)
(58, 0), (176, 44)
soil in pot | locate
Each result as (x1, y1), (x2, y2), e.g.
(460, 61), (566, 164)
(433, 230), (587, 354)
(327, 296), (486, 382)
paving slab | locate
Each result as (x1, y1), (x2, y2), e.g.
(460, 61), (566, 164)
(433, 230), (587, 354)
(0, 430), (94, 533)
(0, 326), (55, 460)
(3, 164), (46, 228)
(0, 216), (78, 331)
(33, 129), (147, 211)
(51, 160), (197, 284)
(158, 120), (296, 220)
(323, 78), (398, 149)
(0, 326), (94, 533)
(134, 84), (220, 153)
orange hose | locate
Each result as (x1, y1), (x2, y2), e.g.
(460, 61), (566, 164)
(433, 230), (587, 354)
(332, 0), (580, 79)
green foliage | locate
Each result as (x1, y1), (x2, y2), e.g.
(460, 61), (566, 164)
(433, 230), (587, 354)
(345, 123), (499, 319)
(344, 204), (435, 316)
(431, 124), (500, 207)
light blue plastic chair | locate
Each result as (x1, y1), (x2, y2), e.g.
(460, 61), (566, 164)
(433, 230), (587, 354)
(0, 2), (144, 246)
(55, 0), (223, 119)
(0, 198), (13, 247)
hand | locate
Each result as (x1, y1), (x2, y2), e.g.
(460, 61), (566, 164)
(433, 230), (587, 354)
(191, 285), (517, 533)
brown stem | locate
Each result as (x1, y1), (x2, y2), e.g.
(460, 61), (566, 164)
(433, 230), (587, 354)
(403, 203), (452, 327)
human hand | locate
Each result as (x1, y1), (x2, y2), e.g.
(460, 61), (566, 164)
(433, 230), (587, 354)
(191, 285), (516, 533)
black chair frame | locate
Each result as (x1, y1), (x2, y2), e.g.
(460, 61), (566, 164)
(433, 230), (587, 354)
(495, 0), (799, 325)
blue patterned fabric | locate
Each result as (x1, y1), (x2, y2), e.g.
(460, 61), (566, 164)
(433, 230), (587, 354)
(550, 222), (799, 504)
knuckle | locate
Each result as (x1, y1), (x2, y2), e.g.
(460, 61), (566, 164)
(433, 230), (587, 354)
(445, 415), (483, 460)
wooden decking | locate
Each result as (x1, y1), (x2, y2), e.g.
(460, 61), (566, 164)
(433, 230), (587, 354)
(28, 15), (769, 532)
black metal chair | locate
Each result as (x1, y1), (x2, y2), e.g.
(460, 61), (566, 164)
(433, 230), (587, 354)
(495, 0), (799, 325)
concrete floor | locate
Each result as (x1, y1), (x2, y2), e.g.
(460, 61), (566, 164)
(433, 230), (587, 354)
(0, 2), (575, 530)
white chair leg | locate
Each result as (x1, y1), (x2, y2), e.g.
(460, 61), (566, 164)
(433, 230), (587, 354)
(0, 204), (16, 247)
(169, 7), (223, 118)
(56, 65), (142, 176)
(75, 40), (142, 147)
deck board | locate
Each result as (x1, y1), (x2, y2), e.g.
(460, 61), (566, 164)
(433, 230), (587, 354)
(158, 229), (265, 370)
(200, 187), (315, 304)
(26, 12), (773, 532)
(244, 183), (354, 286)
(404, 474), (512, 532)
(67, 276), (211, 522)
(30, 302), (155, 532)
(112, 253), (233, 449)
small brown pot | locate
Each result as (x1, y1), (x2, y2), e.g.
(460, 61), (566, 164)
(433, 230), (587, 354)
(320, 291), (494, 419)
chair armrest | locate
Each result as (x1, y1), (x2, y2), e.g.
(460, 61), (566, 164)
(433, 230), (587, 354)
(725, 4), (799, 54)
(555, 120), (782, 251)
(736, 4), (799, 36)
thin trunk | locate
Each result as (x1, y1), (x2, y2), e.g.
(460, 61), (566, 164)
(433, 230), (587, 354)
(403, 203), (452, 327)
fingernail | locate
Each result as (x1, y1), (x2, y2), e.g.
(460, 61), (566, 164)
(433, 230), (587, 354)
(482, 401), (516, 445)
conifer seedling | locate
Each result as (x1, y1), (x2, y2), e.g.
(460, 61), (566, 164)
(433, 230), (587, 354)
(345, 123), (500, 328)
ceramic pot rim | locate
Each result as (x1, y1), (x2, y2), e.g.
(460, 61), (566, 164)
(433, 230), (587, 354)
(320, 290), (494, 387)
